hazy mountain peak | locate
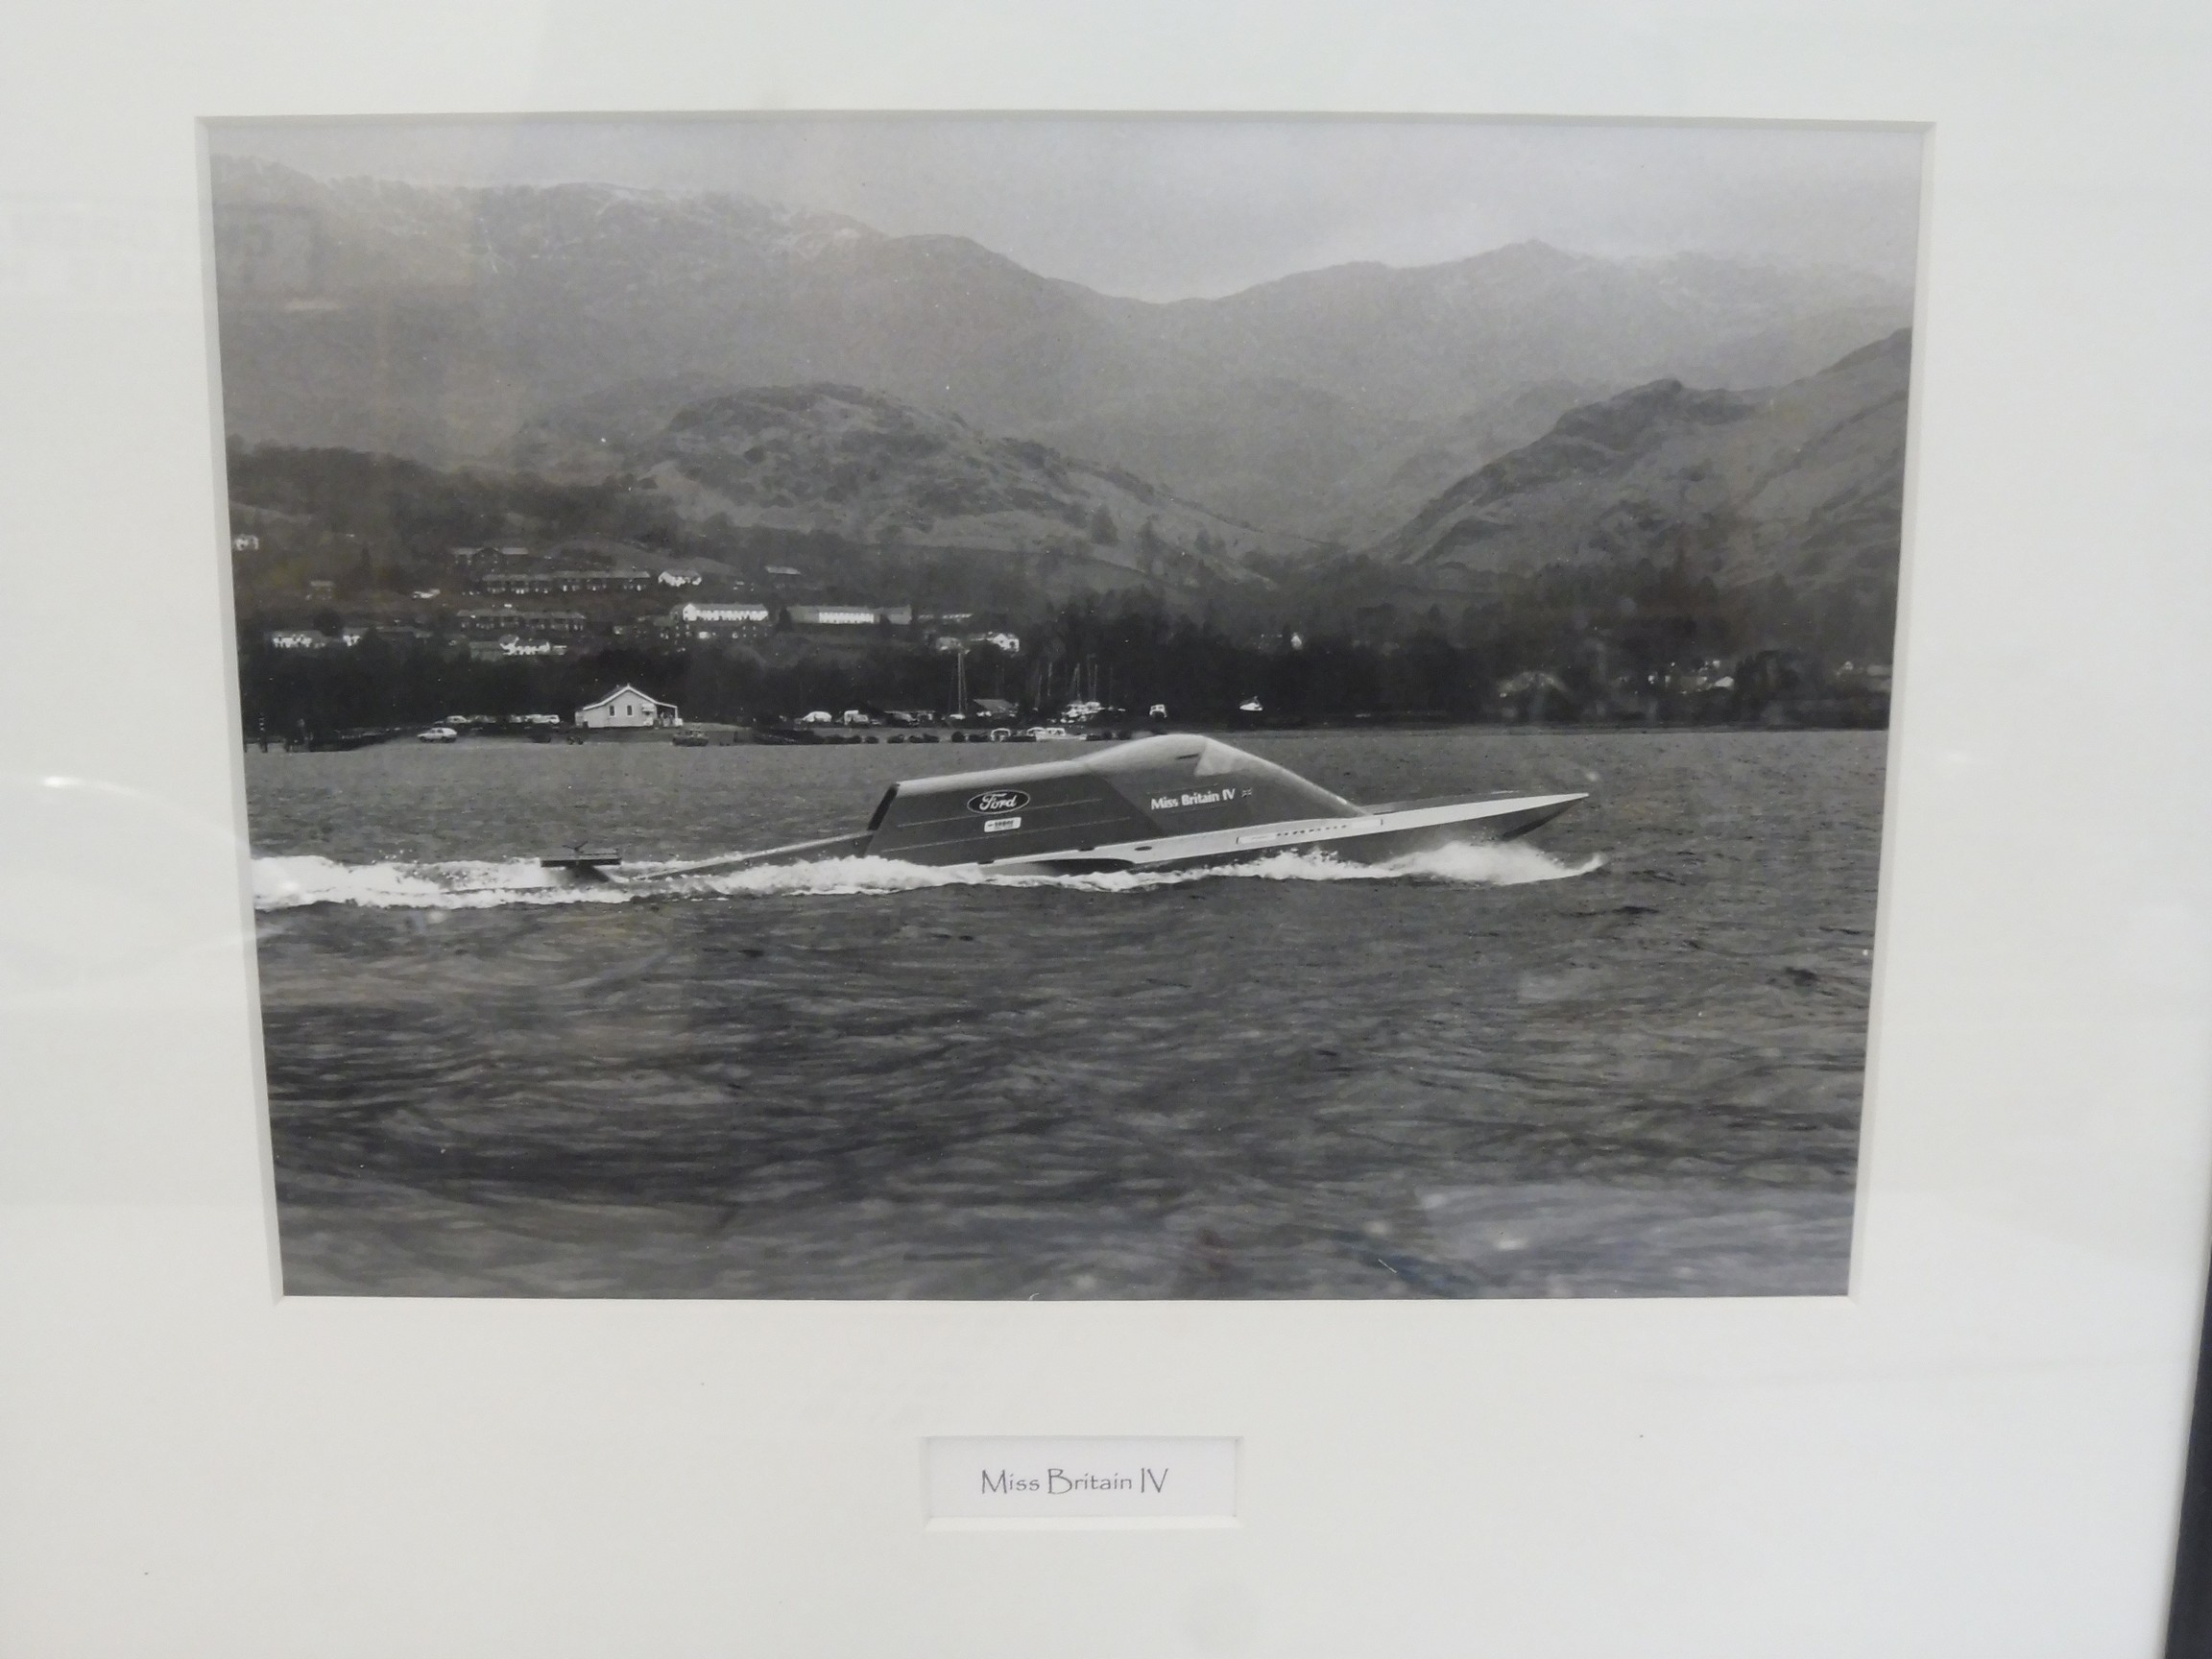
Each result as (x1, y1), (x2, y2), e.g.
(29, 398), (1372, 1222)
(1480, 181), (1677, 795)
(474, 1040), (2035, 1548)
(208, 153), (878, 259)
(1369, 330), (1912, 645)
(1545, 378), (1755, 451)
(1821, 325), (1915, 373)
(1461, 237), (1580, 272)
(210, 161), (1913, 539)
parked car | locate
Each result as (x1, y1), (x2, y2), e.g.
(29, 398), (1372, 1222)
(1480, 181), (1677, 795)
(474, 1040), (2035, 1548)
(416, 725), (459, 743)
(797, 710), (834, 725)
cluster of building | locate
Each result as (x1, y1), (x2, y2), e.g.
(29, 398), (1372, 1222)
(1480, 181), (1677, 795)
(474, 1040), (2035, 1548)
(670, 601), (914, 640)
(264, 538), (1004, 661)
(434, 684), (1044, 733)
(1489, 656), (1895, 722)
(932, 630), (1022, 655)
(474, 569), (658, 597)
(268, 597), (941, 657)
(447, 542), (691, 598)
(454, 609), (587, 637)
(267, 627), (359, 650)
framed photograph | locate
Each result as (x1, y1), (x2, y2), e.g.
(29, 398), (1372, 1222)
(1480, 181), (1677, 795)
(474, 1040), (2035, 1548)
(6, 4), (2210, 1654)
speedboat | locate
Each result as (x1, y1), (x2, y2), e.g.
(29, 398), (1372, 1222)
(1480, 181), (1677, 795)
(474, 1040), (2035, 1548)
(547, 733), (1584, 880)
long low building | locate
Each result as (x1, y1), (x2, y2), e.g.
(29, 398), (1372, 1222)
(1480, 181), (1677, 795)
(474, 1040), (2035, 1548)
(788, 604), (912, 628)
(454, 608), (588, 636)
(476, 570), (655, 596)
(674, 602), (772, 628)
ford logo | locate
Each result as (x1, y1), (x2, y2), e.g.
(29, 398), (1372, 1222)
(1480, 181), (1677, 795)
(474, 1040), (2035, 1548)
(968, 789), (1030, 814)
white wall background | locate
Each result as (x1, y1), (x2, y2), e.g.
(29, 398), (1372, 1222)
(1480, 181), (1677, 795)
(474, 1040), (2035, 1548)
(2, 4), (2209, 1655)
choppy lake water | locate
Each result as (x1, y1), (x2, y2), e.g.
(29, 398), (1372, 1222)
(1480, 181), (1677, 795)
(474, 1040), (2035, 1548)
(244, 729), (1884, 1298)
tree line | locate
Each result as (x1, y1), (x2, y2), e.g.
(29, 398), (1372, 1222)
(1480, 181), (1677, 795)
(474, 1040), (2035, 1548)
(240, 589), (1887, 739)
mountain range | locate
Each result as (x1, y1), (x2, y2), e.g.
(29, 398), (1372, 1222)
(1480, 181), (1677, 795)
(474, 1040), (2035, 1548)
(209, 157), (1911, 543)
(1376, 328), (1911, 601)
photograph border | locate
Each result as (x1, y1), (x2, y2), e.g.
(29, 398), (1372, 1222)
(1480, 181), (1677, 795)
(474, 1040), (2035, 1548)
(204, 107), (1925, 1307)
(5, 5), (2210, 1653)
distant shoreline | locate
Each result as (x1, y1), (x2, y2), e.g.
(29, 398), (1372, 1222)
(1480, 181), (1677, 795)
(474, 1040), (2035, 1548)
(248, 716), (1889, 753)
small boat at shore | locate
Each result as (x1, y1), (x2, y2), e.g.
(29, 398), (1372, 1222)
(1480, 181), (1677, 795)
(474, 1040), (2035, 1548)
(546, 733), (1583, 881)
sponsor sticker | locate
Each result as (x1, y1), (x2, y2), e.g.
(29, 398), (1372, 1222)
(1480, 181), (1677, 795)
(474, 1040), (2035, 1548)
(1146, 787), (1253, 812)
(968, 790), (1030, 814)
(984, 815), (1022, 832)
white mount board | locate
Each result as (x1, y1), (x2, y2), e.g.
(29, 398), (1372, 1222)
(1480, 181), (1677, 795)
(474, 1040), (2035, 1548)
(3, 4), (2211, 1655)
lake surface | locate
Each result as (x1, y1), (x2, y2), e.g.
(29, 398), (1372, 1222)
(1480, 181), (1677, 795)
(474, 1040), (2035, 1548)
(244, 728), (1885, 1298)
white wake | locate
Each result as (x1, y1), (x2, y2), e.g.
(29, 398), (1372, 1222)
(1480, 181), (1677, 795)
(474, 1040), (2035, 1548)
(253, 842), (1602, 912)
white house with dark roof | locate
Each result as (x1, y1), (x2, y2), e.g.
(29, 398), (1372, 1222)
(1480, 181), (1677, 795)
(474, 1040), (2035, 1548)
(576, 684), (680, 729)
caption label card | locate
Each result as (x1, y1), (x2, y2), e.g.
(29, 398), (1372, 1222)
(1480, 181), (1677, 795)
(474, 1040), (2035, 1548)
(926, 1437), (1238, 1522)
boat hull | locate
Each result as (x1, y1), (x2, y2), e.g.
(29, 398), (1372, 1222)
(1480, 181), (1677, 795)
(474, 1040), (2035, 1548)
(983, 790), (1585, 876)
(570, 734), (1586, 883)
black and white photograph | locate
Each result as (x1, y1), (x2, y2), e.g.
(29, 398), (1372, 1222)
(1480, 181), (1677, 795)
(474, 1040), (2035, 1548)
(212, 114), (1920, 1299)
